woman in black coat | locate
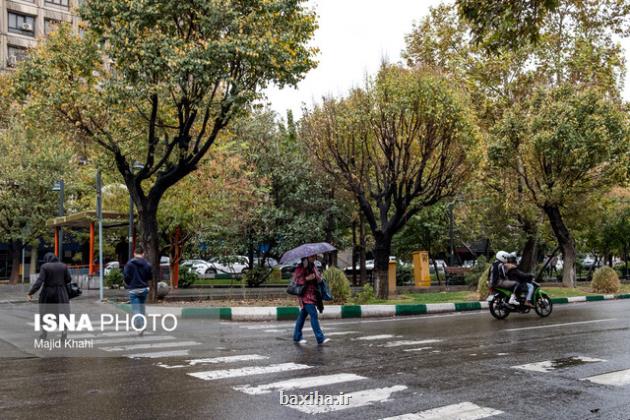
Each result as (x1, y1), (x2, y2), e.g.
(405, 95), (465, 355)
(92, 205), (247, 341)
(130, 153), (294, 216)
(27, 253), (72, 339)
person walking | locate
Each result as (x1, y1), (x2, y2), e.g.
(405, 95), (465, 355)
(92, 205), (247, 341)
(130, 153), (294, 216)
(26, 252), (72, 340)
(123, 245), (152, 335)
(292, 255), (330, 345)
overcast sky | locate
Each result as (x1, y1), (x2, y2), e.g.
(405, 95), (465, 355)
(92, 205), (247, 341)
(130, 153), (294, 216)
(264, 0), (630, 120)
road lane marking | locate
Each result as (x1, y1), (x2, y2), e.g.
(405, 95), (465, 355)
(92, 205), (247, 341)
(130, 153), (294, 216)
(233, 373), (367, 395)
(126, 350), (190, 358)
(381, 401), (503, 419)
(504, 319), (617, 332)
(100, 341), (200, 352)
(355, 334), (399, 341)
(327, 331), (359, 336)
(403, 347), (433, 352)
(287, 385), (407, 414)
(583, 369), (630, 386)
(92, 335), (176, 345)
(188, 363), (311, 381)
(156, 355), (269, 369)
(383, 340), (441, 348)
(512, 356), (605, 372)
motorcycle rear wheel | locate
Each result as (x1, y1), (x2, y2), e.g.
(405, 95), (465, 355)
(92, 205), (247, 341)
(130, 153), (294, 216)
(535, 295), (553, 317)
(489, 294), (511, 320)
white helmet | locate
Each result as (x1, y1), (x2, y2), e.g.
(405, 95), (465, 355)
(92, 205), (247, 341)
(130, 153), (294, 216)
(495, 251), (510, 263)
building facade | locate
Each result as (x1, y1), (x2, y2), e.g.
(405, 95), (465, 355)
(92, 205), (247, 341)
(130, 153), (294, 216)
(0, 0), (80, 71)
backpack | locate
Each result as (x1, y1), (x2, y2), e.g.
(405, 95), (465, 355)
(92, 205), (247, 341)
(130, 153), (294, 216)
(488, 261), (506, 288)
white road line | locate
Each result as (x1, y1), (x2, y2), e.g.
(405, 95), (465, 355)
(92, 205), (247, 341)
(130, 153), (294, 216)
(403, 347), (433, 352)
(156, 355), (269, 369)
(583, 369), (630, 386)
(381, 402), (503, 420)
(504, 319), (617, 332)
(263, 329), (287, 333)
(100, 341), (200, 352)
(512, 356), (605, 373)
(287, 385), (407, 414)
(383, 340), (441, 348)
(92, 335), (176, 345)
(126, 349), (190, 358)
(327, 331), (359, 336)
(188, 363), (311, 381)
(233, 373), (367, 395)
(355, 334), (399, 341)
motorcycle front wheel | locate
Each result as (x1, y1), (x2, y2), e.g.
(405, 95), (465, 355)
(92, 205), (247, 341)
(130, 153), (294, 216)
(535, 295), (553, 317)
(489, 294), (511, 320)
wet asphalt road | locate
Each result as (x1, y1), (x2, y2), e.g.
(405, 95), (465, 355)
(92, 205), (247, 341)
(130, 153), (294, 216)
(0, 300), (629, 420)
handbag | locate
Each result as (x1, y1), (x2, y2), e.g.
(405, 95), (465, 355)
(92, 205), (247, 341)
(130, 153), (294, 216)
(286, 280), (305, 296)
(66, 282), (82, 300)
(319, 280), (333, 301)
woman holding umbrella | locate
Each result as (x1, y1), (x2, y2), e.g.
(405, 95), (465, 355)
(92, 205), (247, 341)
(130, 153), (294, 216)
(292, 254), (330, 345)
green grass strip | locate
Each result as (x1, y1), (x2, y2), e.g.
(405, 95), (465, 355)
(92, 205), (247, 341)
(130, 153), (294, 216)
(341, 305), (361, 318)
(396, 304), (427, 316)
(181, 307), (231, 320)
(277, 307), (300, 321)
(454, 302), (482, 311)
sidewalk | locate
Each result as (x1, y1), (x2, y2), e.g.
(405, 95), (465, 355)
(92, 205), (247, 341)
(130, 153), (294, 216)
(113, 292), (630, 322)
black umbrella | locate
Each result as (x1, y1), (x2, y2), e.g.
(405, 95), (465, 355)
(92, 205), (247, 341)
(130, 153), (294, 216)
(280, 242), (336, 264)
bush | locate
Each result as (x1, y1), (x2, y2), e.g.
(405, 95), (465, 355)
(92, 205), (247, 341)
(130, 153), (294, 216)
(105, 268), (124, 289)
(323, 267), (351, 304)
(243, 266), (273, 287)
(591, 266), (620, 294)
(397, 264), (413, 286)
(476, 265), (491, 301)
(464, 256), (489, 289)
(178, 265), (199, 288)
(354, 283), (376, 304)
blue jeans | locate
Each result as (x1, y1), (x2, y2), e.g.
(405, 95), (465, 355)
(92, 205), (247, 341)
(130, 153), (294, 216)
(129, 289), (148, 329)
(293, 304), (325, 344)
(525, 283), (535, 302)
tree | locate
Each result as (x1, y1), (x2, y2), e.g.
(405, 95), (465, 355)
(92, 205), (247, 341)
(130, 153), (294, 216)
(490, 86), (629, 286)
(302, 65), (479, 298)
(14, 1), (317, 301)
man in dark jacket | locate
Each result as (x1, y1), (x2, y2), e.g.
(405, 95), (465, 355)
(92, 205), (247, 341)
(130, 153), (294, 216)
(123, 245), (152, 334)
(27, 252), (72, 340)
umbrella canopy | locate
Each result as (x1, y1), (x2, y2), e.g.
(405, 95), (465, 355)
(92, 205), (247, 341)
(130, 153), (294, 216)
(280, 242), (336, 264)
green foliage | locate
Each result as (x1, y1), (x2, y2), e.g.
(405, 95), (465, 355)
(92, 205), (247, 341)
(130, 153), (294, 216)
(591, 266), (621, 294)
(243, 266), (273, 287)
(476, 265), (491, 300)
(323, 267), (351, 304)
(354, 283), (376, 305)
(396, 264), (413, 286)
(178, 265), (199, 289)
(105, 268), (124, 288)
(465, 256), (489, 288)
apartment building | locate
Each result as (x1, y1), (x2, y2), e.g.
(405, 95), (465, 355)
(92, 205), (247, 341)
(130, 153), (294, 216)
(0, 0), (80, 71)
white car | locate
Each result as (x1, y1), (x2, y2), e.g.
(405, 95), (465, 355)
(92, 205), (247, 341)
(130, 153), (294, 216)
(344, 256), (398, 273)
(104, 261), (119, 276)
(207, 256), (250, 276)
(181, 259), (211, 276)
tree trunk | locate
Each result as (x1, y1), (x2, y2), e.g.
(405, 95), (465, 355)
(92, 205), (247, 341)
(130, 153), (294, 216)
(138, 206), (161, 302)
(544, 205), (576, 287)
(373, 233), (391, 299)
(359, 215), (367, 285)
(29, 245), (38, 277)
(8, 242), (21, 285)
(351, 220), (357, 285)
(519, 234), (538, 273)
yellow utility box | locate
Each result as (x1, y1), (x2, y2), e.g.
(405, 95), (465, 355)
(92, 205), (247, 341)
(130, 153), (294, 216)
(412, 251), (431, 287)
(388, 260), (397, 294)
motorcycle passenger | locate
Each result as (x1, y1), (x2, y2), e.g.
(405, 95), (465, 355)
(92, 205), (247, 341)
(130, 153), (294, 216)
(505, 255), (535, 308)
(489, 251), (519, 305)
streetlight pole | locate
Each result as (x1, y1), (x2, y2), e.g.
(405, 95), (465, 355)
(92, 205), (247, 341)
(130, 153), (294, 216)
(52, 180), (64, 260)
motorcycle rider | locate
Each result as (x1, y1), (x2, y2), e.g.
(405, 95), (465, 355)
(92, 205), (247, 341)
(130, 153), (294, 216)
(489, 251), (519, 305)
(505, 254), (535, 307)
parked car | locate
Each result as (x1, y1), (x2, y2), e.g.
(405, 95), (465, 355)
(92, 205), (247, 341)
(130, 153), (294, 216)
(250, 257), (279, 269)
(581, 255), (601, 268)
(343, 256), (400, 275)
(207, 256), (250, 276)
(280, 259), (323, 277)
(430, 259), (448, 273)
(104, 261), (119, 276)
(181, 259), (212, 276)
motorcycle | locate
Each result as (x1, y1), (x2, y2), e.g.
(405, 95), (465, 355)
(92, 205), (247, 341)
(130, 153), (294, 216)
(489, 280), (553, 320)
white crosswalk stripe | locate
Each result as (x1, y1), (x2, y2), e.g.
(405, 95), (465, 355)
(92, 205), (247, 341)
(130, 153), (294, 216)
(403, 347), (434, 352)
(100, 340), (200, 352)
(188, 363), (311, 381)
(156, 355), (269, 369)
(380, 402), (503, 420)
(383, 340), (441, 348)
(512, 356), (605, 373)
(233, 373), (367, 395)
(355, 334), (400, 341)
(583, 368), (630, 386)
(126, 350), (190, 358)
(69, 331), (153, 339)
(92, 335), (176, 345)
(327, 331), (359, 336)
(285, 385), (407, 414)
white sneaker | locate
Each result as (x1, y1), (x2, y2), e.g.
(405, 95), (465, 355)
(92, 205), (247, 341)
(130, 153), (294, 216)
(320, 338), (331, 345)
(296, 339), (307, 345)
(508, 295), (519, 305)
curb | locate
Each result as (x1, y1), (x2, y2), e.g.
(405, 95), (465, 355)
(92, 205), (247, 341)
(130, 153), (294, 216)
(111, 293), (630, 322)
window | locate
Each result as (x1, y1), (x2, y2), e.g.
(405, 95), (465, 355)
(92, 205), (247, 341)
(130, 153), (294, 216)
(45, 0), (69, 7)
(8, 12), (35, 37)
(44, 19), (61, 35)
(7, 46), (28, 67)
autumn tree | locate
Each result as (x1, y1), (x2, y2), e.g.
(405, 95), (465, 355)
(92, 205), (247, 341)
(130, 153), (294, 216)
(302, 65), (479, 298)
(14, 1), (317, 301)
